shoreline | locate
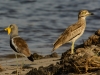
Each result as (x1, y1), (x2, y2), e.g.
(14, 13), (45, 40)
(0, 53), (60, 75)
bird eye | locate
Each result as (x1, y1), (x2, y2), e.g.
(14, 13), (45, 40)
(10, 25), (13, 28)
(83, 11), (86, 14)
(82, 11), (87, 15)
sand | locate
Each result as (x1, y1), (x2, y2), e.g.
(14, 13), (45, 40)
(0, 57), (60, 75)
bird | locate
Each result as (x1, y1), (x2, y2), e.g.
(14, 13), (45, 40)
(52, 10), (94, 54)
(4, 24), (34, 62)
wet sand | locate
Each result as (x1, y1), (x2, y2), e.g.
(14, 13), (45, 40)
(0, 56), (60, 75)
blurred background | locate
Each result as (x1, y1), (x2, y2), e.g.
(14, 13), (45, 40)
(0, 0), (99, 56)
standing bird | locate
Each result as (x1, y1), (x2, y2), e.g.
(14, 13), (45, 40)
(5, 24), (34, 62)
(52, 10), (94, 54)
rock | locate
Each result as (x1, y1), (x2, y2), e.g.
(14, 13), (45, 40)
(26, 64), (61, 75)
(32, 53), (44, 60)
(44, 52), (59, 58)
(27, 29), (100, 75)
(84, 30), (100, 46)
(32, 52), (59, 60)
(51, 52), (59, 58)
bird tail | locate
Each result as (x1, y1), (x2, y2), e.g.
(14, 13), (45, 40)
(52, 38), (63, 52)
(27, 54), (34, 62)
(52, 48), (55, 52)
(52, 44), (61, 52)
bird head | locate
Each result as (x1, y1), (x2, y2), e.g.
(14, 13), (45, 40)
(4, 24), (17, 35)
(78, 10), (94, 18)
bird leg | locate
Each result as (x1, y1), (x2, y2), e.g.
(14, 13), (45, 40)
(71, 41), (75, 54)
(15, 53), (18, 75)
(18, 56), (24, 75)
(20, 56), (24, 71)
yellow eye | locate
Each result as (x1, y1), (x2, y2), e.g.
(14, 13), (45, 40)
(82, 11), (86, 14)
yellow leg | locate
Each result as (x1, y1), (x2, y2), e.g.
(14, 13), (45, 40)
(71, 41), (75, 54)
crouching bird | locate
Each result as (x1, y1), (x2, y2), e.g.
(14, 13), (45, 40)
(5, 24), (34, 62)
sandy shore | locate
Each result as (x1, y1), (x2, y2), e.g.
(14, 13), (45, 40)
(0, 57), (60, 75)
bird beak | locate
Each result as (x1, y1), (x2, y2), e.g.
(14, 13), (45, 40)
(90, 13), (94, 15)
(4, 27), (11, 35)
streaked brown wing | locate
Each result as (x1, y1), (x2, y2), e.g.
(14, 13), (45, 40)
(53, 22), (83, 48)
(13, 37), (31, 57)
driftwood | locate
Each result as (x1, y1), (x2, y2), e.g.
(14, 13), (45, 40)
(27, 30), (100, 75)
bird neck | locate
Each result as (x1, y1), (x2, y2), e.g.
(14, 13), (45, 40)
(78, 16), (86, 20)
(10, 31), (19, 39)
(78, 16), (86, 23)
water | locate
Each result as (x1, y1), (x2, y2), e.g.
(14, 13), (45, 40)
(0, 0), (100, 56)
